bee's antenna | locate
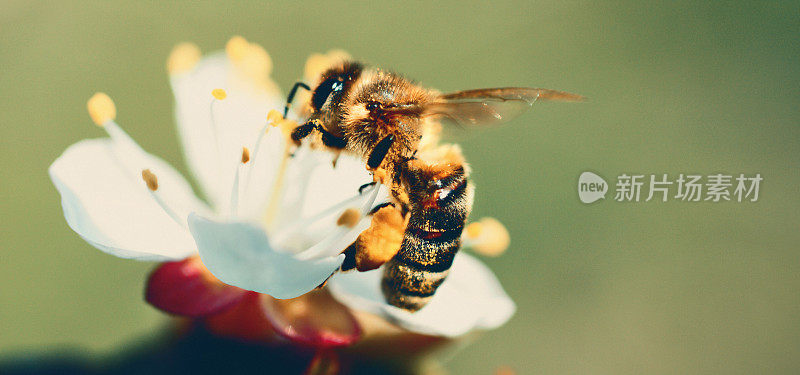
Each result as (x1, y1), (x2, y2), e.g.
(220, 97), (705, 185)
(283, 81), (311, 118)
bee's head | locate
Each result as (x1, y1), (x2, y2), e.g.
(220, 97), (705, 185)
(310, 62), (363, 114)
(340, 69), (436, 159)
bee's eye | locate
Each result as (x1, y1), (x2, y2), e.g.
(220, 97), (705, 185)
(366, 102), (381, 111)
(312, 77), (344, 110)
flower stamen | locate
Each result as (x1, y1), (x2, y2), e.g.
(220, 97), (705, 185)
(242, 113), (280, 192)
(336, 208), (361, 228)
(211, 88), (227, 101)
(207, 90), (228, 180)
(86, 93), (152, 165)
(263, 139), (301, 227)
(463, 217), (510, 257)
(241, 146), (251, 164)
(141, 169), (186, 228)
(225, 36), (250, 62)
(271, 188), (372, 245)
(141, 169), (159, 191)
(229, 147), (250, 217)
(225, 36), (276, 93)
(166, 42), (201, 75)
(87, 93), (116, 126)
(295, 184), (383, 261)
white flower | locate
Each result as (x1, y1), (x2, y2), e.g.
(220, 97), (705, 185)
(49, 37), (515, 338)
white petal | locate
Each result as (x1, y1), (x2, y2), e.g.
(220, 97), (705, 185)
(188, 213), (345, 299)
(328, 253), (516, 337)
(49, 139), (209, 261)
(170, 53), (285, 212)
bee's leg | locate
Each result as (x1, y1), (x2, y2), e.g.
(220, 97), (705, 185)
(283, 81), (311, 118)
(368, 201), (394, 215)
(367, 134), (395, 169)
(358, 181), (376, 194)
(331, 150), (342, 168)
(319, 128), (347, 149)
(340, 242), (357, 272)
(290, 121), (316, 142)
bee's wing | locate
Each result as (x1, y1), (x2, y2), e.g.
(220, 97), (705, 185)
(425, 87), (584, 126)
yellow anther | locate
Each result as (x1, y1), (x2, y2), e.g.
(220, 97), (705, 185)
(141, 169), (159, 191)
(167, 42), (201, 75)
(467, 217), (510, 257)
(87, 92), (116, 126)
(304, 49), (352, 83)
(465, 222), (483, 239)
(241, 147), (250, 164)
(336, 208), (361, 228)
(494, 365), (517, 375)
(273, 117), (299, 140)
(266, 109), (283, 125)
(225, 36), (249, 61)
(226, 35), (278, 93)
(240, 42), (273, 76)
(211, 88), (227, 100)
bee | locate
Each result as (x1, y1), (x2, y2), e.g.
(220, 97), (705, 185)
(286, 60), (582, 311)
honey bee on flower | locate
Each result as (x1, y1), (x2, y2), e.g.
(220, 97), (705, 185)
(49, 36), (518, 351)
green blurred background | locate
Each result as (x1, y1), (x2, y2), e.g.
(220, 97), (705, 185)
(1, 1), (798, 373)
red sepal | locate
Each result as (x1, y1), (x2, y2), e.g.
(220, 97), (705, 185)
(261, 289), (362, 348)
(204, 292), (279, 342)
(145, 256), (246, 317)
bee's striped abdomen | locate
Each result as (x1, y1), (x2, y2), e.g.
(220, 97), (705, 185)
(382, 164), (473, 311)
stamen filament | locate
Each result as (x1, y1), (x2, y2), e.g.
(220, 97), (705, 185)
(140, 169), (187, 229)
(295, 184), (384, 261)
(263, 142), (306, 227)
(208, 98), (223, 160)
(207, 90), (229, 185)
(241, 122), (271, 198)
(150, 191), (186, 229)
(229, 147), (251, 217)
(295, 227), (347, 261)
(103, 121), (141, 151)
(270, 186), (374, 245)
(229, 164), (242, 217)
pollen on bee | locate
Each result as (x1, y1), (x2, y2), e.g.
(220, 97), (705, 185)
(336, 208), (361, 228)
(354, 205), (405, 271)
(141, 169), (159, 191)
(347, 103), (369, 121)
(211, 88), (227, 100)
(466, 217), (510, 257)
(241, 147), (250, 164)
(87, 92), (116, 126)
(167, 42), (201, 75)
